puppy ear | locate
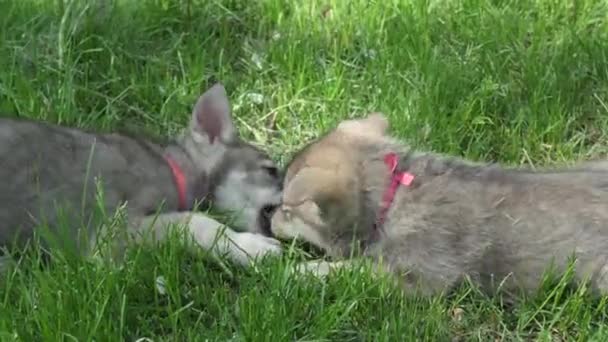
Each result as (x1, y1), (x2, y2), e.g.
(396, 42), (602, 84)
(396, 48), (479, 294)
(189, 83), (237, 144)
(337, 112), (389, 138)
(363, 112), (389, 135)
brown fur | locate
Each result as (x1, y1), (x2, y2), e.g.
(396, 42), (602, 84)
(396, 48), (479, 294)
(271, 113), (608, 298)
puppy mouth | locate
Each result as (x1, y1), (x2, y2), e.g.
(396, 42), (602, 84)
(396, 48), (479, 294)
(258, 204), (278, 236)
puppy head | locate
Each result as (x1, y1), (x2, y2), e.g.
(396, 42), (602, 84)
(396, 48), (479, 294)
(181, 83), (283, 235)
(271, 129), (373, 256)
(271, 168), (361, 255)
(271, 112), (394, 255)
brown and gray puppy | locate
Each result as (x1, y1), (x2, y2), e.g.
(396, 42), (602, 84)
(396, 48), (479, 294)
(271, 113), (608, 297)
(0, 83), (283, 268)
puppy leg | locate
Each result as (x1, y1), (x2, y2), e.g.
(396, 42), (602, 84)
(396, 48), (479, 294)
(291, 260), (354, 278)
(130, 212), (283, 266)
(290, 259), (406, 289)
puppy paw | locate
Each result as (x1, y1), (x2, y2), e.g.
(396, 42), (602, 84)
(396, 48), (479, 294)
(291, 260), (340, 278)
(230, 232), (283, 265)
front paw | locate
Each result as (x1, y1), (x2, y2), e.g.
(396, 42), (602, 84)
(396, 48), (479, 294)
(289, 260), (355, 280)
(230, 232), (283, 265)
(291, 260), (337, 278)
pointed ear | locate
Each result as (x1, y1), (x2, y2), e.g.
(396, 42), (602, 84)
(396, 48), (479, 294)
(337, 112), (389, 138)
(363, 112), (389, 135)
(190, 83), (237, 144)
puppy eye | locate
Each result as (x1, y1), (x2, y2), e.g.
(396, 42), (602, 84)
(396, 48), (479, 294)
(282, 207), (292, 221)
(263, 166), (279, 178)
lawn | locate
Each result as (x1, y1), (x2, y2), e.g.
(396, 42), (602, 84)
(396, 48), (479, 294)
(1, 0), (608, 340)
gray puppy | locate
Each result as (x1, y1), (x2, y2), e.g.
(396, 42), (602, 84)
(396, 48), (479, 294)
(271, 113), (608, 297)
(0, 83), (283, 267)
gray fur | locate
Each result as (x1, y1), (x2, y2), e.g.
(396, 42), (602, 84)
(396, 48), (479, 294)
(0, 83), (284, 266)
(271, 113), (608, 298)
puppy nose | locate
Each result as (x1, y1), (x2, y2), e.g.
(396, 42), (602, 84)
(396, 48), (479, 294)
(261, 204), (279, 219)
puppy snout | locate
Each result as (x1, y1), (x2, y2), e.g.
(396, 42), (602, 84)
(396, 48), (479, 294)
(259, 204), (279, 236)
(262, 204), (279, 220)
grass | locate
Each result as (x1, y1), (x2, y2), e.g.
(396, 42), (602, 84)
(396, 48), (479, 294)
(1, 0), (608, 340)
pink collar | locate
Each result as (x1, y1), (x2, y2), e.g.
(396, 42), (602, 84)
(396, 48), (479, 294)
(164, 155), (188, 211)
(375, 152), (415, 229)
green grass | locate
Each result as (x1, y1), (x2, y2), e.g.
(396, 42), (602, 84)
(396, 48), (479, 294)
(2, 0), (608, 340)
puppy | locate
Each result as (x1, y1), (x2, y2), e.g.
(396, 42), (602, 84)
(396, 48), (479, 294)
(271, 113), (608, 297)
(0, 83), (283, 268)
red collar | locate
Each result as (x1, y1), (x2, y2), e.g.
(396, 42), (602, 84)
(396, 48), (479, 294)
(164, 155), (188, 211)
(375, 152), (415, 229)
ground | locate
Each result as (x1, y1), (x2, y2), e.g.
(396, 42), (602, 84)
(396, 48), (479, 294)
(1, 0), (608, 340)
